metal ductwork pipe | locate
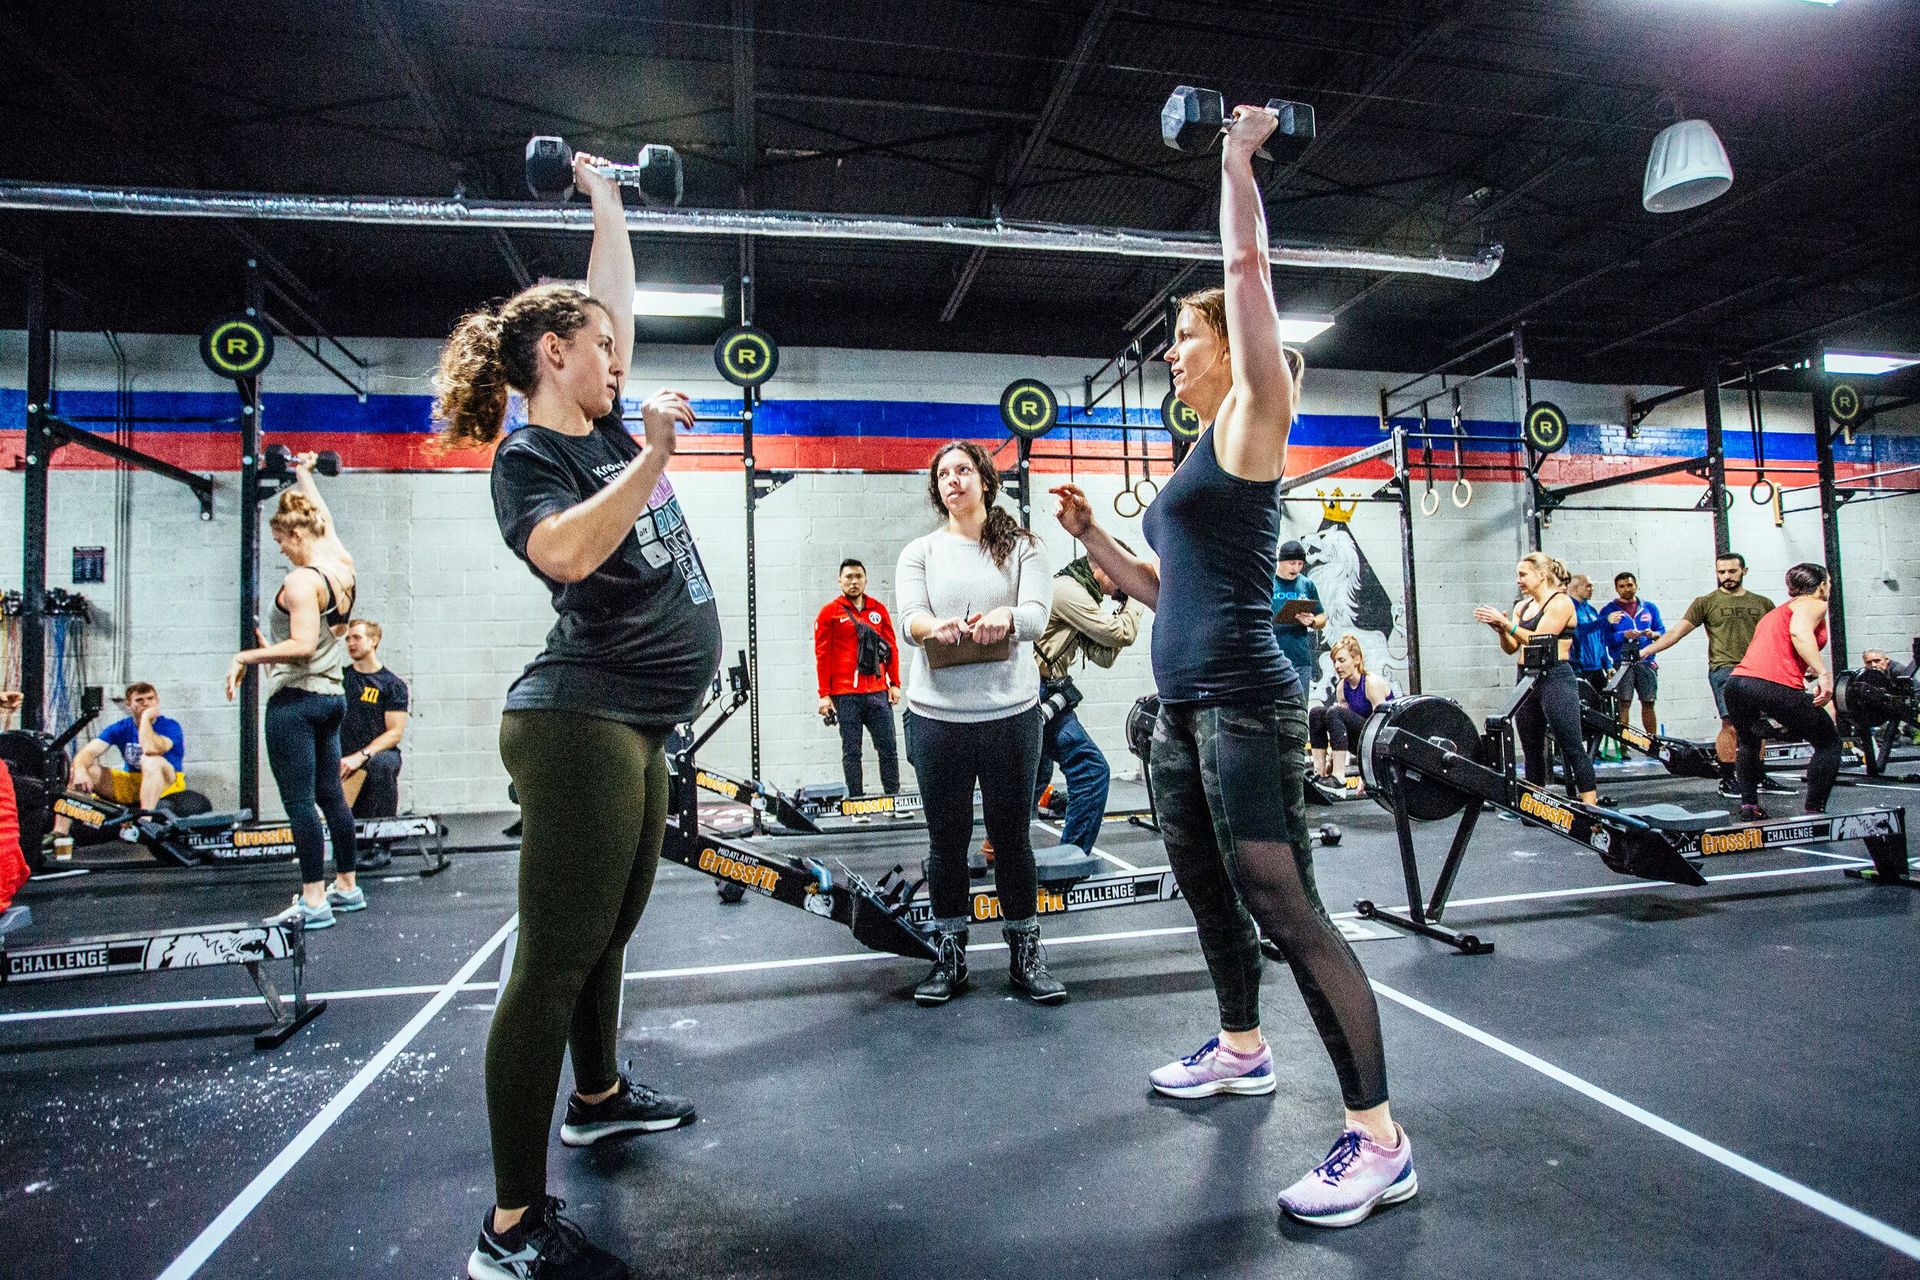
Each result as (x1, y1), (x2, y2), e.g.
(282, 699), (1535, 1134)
(0, 180), (1504, 282)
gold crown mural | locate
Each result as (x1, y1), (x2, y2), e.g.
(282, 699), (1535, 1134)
(1317, 488), (1357, 525)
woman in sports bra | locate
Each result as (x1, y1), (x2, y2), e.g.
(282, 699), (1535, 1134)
(1724, 562), (1837, 820)
(225, 452), (361, 929)
(1474, 552), (1598, 804)
(1310, 634), (1393, 793)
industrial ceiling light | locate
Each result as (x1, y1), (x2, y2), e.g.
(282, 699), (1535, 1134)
(1276, 315), (1334, 344)
(1824, 351), (1919, 375)
(1642, 118), (1734, 213)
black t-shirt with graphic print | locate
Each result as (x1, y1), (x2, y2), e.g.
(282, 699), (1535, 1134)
(342, 666), (410, 756)
(491, 416), (723, 731)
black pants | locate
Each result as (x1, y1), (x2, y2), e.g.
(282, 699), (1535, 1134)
(831, 690), (900, 796)
(905, 706), (1041, 926)
(1513, 663), (1597, 795)
(1724, 675), (1840, 811)
(1308, 703), (1367, 752)
(264, 688), (357, 882)
(351, 748), (402, 818)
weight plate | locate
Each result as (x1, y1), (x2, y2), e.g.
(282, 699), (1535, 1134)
(1160, 389), (1202, 441)
(1126, 694), (1160, 761)
(999, 379), (1058, 439)
(1523, 400), (1568, 453)
(200, 313), (274, 379)
(714, 325), (779, 387)
(1835, 666), (1910, 729)
(1360, 695), (1482, 822)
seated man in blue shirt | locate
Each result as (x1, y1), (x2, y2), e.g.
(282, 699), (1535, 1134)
(1603, 572), (1665, 737)
(1271, 539), (1328, 688)
(55, 682), (188, 837)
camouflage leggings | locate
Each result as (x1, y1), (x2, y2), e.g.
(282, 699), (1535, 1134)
(1150, 697), (1389, 1110)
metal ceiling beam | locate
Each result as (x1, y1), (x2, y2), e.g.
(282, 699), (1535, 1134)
(757, 89), (1039, 124)
(362, 0), (530, 288)
(1450, 102), (1920, 352)
(940, 0), (1118, 322)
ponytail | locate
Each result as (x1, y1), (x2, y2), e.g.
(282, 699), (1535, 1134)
(432, 282), (609, 452)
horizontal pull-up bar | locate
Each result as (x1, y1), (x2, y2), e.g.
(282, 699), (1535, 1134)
(60, 413), (241, 426)
(0, 180), (1506, 280)
(1538, 455), (1710, 502)
(1401, 431), (1522, 447)
(1383, 355), (1519, 422)
(1380, 329), (1517, 403)
(1279, 436), (1396, 494)
(1779, 463), (1920, 496)
(42, 415), (214, 518)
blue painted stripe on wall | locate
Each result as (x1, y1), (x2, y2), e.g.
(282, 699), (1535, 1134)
(2, 387), (1912, 464)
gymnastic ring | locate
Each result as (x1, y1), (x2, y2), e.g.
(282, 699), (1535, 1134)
(1420, 487), (1441, 517)
(1132, 476), (1159, 507)
(1113, 489), (1143, 518)
(1749, 478), (1775, 505)
(1452, 477), (1474, 509)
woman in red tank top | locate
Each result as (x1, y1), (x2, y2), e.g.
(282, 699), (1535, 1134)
(1722, 563), (1837, 818)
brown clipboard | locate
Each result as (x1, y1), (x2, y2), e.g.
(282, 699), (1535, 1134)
(1274, 598), (1319, 626)
(924, 635), (1014, 670)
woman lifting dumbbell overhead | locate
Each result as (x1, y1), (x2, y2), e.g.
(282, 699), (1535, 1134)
(1054, 100), (1413, 1230)
(1474, 553), (1599, 806)
(896, 439), (1060, 1006)
(434, 149), (714, 1280)
(225, 450), (361, 930)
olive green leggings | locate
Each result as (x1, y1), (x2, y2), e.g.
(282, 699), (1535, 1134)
(487, 710), (669, 1209)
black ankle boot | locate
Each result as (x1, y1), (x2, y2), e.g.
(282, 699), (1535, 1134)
(914, 929), (969, 1005)
(1005, 925), (1066, 1004)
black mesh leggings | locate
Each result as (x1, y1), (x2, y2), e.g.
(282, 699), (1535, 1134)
(1512, 663), (1597, 795)
(1149, 698), (1388, 1111)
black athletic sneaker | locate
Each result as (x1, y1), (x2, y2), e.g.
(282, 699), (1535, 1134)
(1757, 775), (1797, 794)
(468, 1196), (630, 1280)
(1716, 781), (1742, 800)
(559, 1074), (696, 1147)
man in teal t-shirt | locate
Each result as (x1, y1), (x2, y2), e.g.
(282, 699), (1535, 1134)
(1271, 539), (1328, 688)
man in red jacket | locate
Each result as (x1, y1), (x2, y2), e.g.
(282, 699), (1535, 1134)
(814, 559), (902, 797)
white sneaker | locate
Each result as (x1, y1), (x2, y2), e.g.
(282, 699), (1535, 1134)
(267, 896), (335, 931)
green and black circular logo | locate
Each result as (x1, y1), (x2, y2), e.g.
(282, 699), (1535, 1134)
(714, 326), (779, 387)
(1523, 400), (1569, 453)
(1160, 390), (1201, 441)
(1829, 382), (1861, 424)
(999, 379), (1058, 439)
(200, 313), (273, 379)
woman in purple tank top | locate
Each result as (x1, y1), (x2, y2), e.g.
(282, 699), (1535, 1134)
(1311, 635), (1394, 791)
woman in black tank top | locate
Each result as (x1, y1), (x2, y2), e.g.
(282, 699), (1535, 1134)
(1474, 553), (1599, 801)
(1053, 103), (1412, 1228)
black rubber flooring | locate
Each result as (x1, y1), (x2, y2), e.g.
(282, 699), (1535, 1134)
(3, 765), (1917, 1279)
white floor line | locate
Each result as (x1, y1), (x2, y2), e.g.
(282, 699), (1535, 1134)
(1781, 844), (1868, 863)
(1032, 819), (1141, 872)
(1371, 980), (1920, 1263)
(154, 914), (519, 1280)
(4, 857), (1870, 1027)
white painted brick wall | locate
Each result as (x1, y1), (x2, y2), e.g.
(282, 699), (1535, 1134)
(4, 332), (1915, 812)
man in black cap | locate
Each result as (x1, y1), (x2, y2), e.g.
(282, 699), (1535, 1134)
(1271, 538), (1328, 687)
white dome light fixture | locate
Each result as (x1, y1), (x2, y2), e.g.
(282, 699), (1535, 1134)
(1643, 118), (1734, 213)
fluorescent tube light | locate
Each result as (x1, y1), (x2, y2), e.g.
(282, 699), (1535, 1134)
(1276, 315), (1334, 344)
(1823, 352), (1919, 376)
(633, 283), (725, 318)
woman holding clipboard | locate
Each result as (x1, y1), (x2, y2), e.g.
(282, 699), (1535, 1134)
(895, 440), (1058, 1007)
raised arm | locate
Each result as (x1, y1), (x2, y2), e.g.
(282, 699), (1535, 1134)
(579, 153), (635, 379)
(1049, 485), (1160, 610)
(291, 454), (348, 555)
(1214, 106), (1295, 481)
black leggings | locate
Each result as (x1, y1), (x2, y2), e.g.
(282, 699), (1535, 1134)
(1151, 698), (1388, 1111)
(264, 688), (357, 882)
(1308, 703), (1367, 752)
(1513, 663), (1597, 795)
(350, 749), (402, 818)
(905, 706), (1042, 928)
(1723, 675), (1841, 811)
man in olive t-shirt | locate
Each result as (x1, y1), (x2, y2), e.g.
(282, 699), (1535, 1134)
(1637, 551), (1775, 795)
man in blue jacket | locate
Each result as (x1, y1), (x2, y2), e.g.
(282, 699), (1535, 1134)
(1604, 572), (1664, 737)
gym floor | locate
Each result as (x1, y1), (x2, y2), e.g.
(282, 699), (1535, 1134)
(2, 767), (1916, 1280)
